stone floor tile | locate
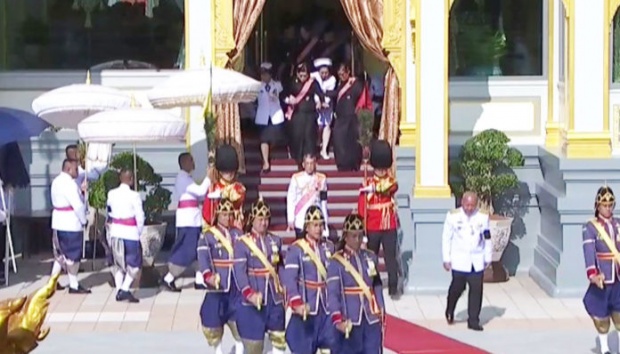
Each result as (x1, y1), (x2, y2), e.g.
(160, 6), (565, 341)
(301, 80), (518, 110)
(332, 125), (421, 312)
(94, 322), (121, 332)
(73, 312), (101, 322)
(47, 312), (75, 323)
(120, 322), (147, 332)
(146, 321), (173, 332)
(97, 312), (125, 322)
(123, 311), (150, 322)
(67, 322), (96, 332)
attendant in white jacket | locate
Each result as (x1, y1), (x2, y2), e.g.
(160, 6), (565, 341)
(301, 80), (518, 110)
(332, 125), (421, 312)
(107, 169), (145, 303)
(441, 191), (491, 331)
(255, 62), (286, 173)
(311, 58), (337, 160)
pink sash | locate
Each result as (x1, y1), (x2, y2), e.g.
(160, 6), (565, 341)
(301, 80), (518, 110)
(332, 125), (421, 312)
(337, 78), (356, 101)
(285, 78), (315, 120)
(293, 179), (322, 216)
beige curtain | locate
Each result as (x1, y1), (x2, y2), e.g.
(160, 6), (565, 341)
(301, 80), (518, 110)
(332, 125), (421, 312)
(215, 0), (266, 173)
(339, 0), (400, 151)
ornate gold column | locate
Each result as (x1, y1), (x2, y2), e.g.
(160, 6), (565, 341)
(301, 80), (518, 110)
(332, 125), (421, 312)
(382, 0), (411, 146)
(212, 0), (235, 68)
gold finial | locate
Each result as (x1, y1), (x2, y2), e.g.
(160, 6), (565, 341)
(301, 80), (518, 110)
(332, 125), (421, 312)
(130, 95), (138, 108)
(0, 274), (59, 352)
(85, 70), (91, 85)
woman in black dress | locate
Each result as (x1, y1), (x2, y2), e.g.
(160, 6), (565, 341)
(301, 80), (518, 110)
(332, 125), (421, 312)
(331, 63), (363, 171)
(284, 63), (326, 166)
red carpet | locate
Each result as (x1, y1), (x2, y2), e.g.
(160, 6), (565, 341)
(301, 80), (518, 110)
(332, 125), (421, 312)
(384, 315), (489, 354)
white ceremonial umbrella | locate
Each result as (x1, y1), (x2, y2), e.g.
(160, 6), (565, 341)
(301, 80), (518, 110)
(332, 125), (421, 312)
(146, 66), (262, 109)
(32, 72), (134, 130)
(78, 108), (187, 184)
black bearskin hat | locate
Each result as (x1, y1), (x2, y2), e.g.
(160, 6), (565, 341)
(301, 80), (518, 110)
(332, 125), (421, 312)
(304, 205), (325, 224)
(215, 144), (239, 173)
(343, 213), (364, 233)
(369, 140), (393, 169)
(595, 186), (616, 211)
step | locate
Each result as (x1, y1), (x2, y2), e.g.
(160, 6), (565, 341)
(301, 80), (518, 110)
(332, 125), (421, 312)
(255, 186), (360, 198)
(245, 163), (340, 172)
(262, 195), (358, 205)
(266, 202), (357, 212)
(270, 215), (346, 225)
(257, 171), (366, 178)
(249, 177), (363, 185)
(269, 209), (351, 218)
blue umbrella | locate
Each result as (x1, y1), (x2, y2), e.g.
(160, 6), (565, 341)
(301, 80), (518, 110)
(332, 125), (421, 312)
(0, 107), (51, 146)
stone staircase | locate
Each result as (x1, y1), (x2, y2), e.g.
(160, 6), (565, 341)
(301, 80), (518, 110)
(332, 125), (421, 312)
(239, 131), (387, 274)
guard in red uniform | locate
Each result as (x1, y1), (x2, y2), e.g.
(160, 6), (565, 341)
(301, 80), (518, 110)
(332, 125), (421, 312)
(202, 144), (246, 230)
(357, 139), (400, 299)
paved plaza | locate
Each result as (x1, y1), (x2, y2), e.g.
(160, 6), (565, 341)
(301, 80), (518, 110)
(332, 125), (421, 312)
(0, 256), (606, 353)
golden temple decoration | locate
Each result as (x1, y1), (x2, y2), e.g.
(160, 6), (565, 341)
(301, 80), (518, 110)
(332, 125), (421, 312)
(383, 0), (409, 145)
(0, 274), (59, 354)
(213, 0), (236, 68)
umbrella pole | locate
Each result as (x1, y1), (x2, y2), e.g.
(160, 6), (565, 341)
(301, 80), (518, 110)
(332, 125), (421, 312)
(132, 143), (137, 190)
(82, 142), (89, 270)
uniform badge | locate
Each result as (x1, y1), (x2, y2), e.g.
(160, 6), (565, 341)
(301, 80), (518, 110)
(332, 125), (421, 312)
(366, 257), (377, 277)
(325, 250), (332, 258)
(271, 242), (280, 264)
(302, 256), (311, 262)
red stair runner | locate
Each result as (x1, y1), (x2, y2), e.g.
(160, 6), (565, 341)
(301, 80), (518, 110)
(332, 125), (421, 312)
(384, 315), (489, 354)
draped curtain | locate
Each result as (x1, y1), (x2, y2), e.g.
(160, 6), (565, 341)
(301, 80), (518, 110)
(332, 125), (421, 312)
(214, 0), (266, 173)
(339, 0), (400, 151)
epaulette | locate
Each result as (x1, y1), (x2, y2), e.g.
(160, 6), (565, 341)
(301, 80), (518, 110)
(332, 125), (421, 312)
(450, 208), (460, 214)
(316, 172), (326, 179)
(292, 171), (304, 178)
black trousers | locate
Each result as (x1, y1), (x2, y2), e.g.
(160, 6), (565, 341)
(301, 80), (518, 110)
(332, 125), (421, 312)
(446, 268), (483, 326)
(367, 229), (399, 294)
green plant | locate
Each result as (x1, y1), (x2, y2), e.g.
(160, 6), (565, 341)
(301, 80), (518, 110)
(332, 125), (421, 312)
(88, 152), (171, 224)
(20, 17), (50, 46)
(357, 109), (374, 148)
(454, 6), (506, 74)
(449, 129), (524, 215)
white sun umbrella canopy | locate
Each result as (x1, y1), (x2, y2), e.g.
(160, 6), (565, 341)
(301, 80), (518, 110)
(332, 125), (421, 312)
(32, 83), (134, 130)
(147, 67), (262, 108)
(77, 108), (187, 143)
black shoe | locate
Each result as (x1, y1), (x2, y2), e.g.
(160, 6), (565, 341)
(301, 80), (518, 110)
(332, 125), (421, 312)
(56, 283), (66, 291)
(467, 323), (483, 331)
(68, 284), (91, 294)
(445, 310), (454, 325)
(116, 290), (139, 303)
(194, 283), (207, 290)
(389, 293), (401, 301)
(160, 278), (181, 292)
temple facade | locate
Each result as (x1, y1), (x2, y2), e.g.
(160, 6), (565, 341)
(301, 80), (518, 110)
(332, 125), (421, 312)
(1, 0), (620, 295)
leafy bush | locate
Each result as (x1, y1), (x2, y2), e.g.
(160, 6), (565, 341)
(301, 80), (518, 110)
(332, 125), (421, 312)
(89, 152), (171, 224)
(450, 129), (524, 214)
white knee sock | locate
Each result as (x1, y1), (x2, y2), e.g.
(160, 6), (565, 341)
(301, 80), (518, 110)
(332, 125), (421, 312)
(121, 274), (134, 291)
(163, 272), (174, 283)
(214, 344), (223, 354)
(50, 261), (63, 277)
(272, 348), (285, 354)
(114, 270), (124, 290)
(599, 333), (609, 353)
(234, 340), (244, 354)
(67, 273), (79, 289)
(194, 271), (204, 285)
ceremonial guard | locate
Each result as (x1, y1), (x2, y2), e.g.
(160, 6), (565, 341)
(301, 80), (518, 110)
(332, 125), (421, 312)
(327, 213), (384, 354)
(202, 144), (246, 229)
(287, 153), (329, 240)
(198, 198), (244, 354)
(311, 58), (336, 160)
(233, 198), (286, 354)
(442, 192), (491, 331)
(582, 186), (620, 354)
(282, 206), (337, 354)
(106, 170), (144, 303)
(358, 139), (400, 298)
(161, 152), (212, 292)
(49, 159), (90, 294)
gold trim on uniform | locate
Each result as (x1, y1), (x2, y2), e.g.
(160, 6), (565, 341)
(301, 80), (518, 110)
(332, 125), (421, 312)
(242, 339), (264, 354)
(268, 330), (287, 350)
(202, 326), (224, 346)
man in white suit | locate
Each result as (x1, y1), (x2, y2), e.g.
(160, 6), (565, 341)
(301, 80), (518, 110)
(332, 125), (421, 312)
(442, 191), (492, 331)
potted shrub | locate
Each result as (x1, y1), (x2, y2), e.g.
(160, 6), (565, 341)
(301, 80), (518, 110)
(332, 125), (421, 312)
(89, 151), (171, 287)
(450, 129), (524, 282)
(357, 108), (374, 161)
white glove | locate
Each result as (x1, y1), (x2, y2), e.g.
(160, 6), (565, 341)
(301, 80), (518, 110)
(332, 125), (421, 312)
(359, 185), (374, 193)
(322, 227), (329, 238)
(207, 190), (222, 200)
(0, 210), (6, 224)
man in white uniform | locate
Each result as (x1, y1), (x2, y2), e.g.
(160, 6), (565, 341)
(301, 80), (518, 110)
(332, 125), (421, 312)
(286, 153), (329, 240)
(107, 169), (145, 303)
(50, 159), (90, 294)
(65, 144), (105, 190)
(161, 152), (212, 292)
(311, 58), (337, 160)
(442, 191), (491, 331)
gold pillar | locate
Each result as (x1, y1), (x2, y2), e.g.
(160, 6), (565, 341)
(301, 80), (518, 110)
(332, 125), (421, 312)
(382, 0), (412, 146)
(213, 0), (235, 68)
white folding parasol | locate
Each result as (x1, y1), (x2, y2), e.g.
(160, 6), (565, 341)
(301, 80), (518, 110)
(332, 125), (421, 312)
(32, 72), (134, 130)
(146, 67), (262, 109)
